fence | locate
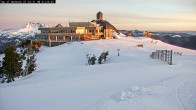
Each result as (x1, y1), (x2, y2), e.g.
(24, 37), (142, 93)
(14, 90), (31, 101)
(150, 50), (172, 65)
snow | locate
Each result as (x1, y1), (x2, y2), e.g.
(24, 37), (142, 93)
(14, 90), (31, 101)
(113, 31), (126, 39)
(0, 37), (196, 110)
(0, 22), (46, 37)
(12, 22), (43, 36)
(0, 54), (4, 60)
(172, 35), (182, 38)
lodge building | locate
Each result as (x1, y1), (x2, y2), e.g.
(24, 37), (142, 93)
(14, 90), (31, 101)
(36, 12), (116, 47)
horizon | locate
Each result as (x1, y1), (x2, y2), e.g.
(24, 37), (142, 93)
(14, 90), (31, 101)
(0, 0), (196, 31)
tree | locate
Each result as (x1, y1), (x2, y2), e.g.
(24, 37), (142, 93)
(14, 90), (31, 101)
(2, 45), (22, 83)
(91, 54), (97, 65)
(26, 54), (36, 74)
(104, 51), (109, 62)
(0, 60), (3, 78)
(18, 39), (31, 48)
(0, 62), (6, 83)
(98, 51), (109, 64)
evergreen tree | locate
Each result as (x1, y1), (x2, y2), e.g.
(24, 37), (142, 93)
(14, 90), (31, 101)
(18, 39), (31, 48)
(0, 66), (2, 75)
(98, 52), (105, 64)
(2, 45), (22, 83)
(26, 54), (36, 74)
(91, 55), (97, 65)
(104, 51), (109, 62)
(0, 61), (3, 77)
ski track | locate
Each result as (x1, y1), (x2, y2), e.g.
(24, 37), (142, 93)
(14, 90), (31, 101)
(176, 83), (187, 110)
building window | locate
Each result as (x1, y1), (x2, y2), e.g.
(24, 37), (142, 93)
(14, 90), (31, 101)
(44, 36), (48, 40)
(50, 36), (56, 40)
(62, 30), (66, 33)
(58, 36), (64, 41)
(76, 29), (85, 34)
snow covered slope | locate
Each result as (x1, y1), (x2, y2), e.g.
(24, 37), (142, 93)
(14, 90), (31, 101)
(0, 37), (196, 110)
(113, 31), (126, 39)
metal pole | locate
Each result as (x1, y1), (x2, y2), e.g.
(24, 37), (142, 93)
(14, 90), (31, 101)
(170, 50), (172, 65)
(117, 49), (120, 56)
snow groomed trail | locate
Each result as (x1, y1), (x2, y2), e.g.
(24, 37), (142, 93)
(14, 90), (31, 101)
(0, 37), (196, 110)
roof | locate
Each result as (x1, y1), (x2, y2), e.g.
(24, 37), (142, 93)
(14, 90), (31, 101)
(97, 11), (103, 14)
(55, 23), (63, 28)
(92, 20), (116, 30)
(69, 22), (93, 27)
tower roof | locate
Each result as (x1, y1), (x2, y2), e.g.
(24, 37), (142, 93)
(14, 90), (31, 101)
(97, 11), (103, 14)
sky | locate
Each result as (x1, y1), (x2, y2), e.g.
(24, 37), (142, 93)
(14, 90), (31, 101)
(0, 0), (196, 31)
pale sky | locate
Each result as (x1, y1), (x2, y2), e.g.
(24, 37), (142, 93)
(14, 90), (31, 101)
(0, 0), (196, 31)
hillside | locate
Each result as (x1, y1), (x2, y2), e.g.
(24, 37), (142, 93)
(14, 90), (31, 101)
(0, 37), (196, 110)
(151, 32), (196, 50)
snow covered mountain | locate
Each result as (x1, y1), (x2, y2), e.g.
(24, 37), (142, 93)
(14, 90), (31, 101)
(0, 22), (47, 53)
(0, 22), (46, 38)
(0, 36), (196, 110)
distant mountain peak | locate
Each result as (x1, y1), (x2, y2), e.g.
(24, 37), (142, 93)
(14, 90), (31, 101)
(0, 22), (47, 38)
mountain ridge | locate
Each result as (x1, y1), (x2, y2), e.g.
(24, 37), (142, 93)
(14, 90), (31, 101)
(0, 22), (46, 38)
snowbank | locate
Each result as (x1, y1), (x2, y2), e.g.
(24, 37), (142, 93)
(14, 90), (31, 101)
(172, 35), (182, 38)
(113, 31), (126, 39)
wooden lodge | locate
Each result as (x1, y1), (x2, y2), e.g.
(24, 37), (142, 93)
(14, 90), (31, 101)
(36, 12), (116, 47)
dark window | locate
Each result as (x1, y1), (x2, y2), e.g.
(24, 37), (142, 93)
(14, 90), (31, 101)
(50, 36), (56, 40)
(58, 36), (64, 40)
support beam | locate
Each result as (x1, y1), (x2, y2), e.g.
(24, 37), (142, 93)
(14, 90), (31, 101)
(48, 36), (51, 41)
(48, 36), (51, 47)
(71, 36), (73, 41)
(56, 36), (58, 41)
